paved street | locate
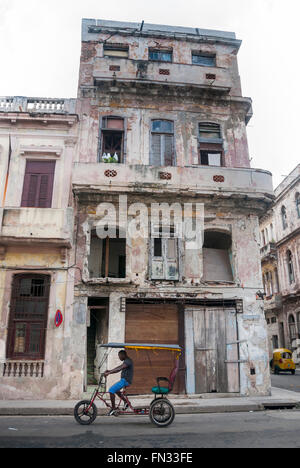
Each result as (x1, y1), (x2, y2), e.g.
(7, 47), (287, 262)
(1, 410), (300, 448)
(271, 369), (300, 392)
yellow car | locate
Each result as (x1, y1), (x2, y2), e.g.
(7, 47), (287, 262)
(270, 348), (296, 375)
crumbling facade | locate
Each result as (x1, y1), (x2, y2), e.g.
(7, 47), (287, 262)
(0, 97), (79, 398)
(73, 20), (273, 397)
(0, 20), (274, 400)
(261, 165), (300, 360)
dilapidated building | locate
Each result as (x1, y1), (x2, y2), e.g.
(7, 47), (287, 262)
(72, 19), (274, 398)
(261, 165), (300, 360)
(0, 97), (79, 399)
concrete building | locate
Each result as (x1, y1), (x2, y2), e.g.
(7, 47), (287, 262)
(0, 96), (79, 399)
(72, 19), (273, 398)
(261, 165), (300, 360)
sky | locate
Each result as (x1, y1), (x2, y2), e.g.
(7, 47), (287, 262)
(0, 0), (299, 188)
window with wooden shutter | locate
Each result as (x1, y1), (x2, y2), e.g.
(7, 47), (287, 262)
(150, 120), (175, 166)
(21, 160), (55, 208)
(6, 275), (50, 360)
(150, 227), (179, 280)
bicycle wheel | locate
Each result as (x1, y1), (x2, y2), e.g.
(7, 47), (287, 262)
(149, 399), (175, 427)
(74, 399), (97, 425)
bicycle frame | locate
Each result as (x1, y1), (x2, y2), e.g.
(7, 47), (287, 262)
(86, 375), (150, 416)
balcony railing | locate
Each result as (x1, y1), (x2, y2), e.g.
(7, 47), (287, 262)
(0, 96), (76, 114)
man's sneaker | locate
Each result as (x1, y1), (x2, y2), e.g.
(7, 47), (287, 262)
(123, 402), (129, 410)
(107, 409), (117, 416)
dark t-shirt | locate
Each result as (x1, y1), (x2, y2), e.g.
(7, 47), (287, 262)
(121, 357), (134, 384)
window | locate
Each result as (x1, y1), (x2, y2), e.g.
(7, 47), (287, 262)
(149, 49), (172, 62)
(272, 335), (279, 349)
(281, 206), (288, 229)
(150, 226), (179, 280)
(202, 231), (233, 282)
(100, 117), (124, 163)
(150, 120), (175, 166)
(288, 315), (297, 341)
(88, 229), (126, 279)
(6, 275), (50, 359)
(287, 250), (295, 284)
(192, 53), (216, 67)
(296, 193), (300, 218)
(21, 160), (55, 208)
(103, 44), (129, 58)
(198, 123), (223, 166)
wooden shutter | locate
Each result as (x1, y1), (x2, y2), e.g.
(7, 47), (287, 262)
(21, 161), (55, 208)
(150, 133), (162, 166)
(164, 134), (174, 166)
(165, 238), (179, 280)
(125, 303), (181, 394)
(151, 237), (179, 280)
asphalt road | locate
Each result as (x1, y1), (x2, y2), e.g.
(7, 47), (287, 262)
(1, 410), (300, 449)
(271, 369), (300, 392)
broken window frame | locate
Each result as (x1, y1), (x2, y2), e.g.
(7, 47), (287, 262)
(89, 229), (126, 279)
(198, 123), (224, 167)
(149, 49), (173, 63)
(150, 119), (175, 166)
(202, 230), (234, 282)
(98, 116), (125, 163)
(103, 44), (129, 58)
(192, 52), (216, 67)
(150, 226), (180, 281)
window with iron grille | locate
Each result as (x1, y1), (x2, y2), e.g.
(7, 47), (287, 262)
(150, 120), (175, 166)
(6, 275), (50, 360)
(198, 123), (223, 166)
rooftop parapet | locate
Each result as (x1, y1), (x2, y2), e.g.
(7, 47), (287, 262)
(0, 96), (77, 114)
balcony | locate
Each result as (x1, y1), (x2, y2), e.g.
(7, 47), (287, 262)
(93, 57), (233, 94)
(260, 242), (277, 261)
(0, 96), (77, 126)
(72, 163), (273, 202)
(264, 293), (282, 311)
(0, 96), (76, 114)
(0, 207), (74, 248)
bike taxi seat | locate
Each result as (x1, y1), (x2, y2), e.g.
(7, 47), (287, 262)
(151, 386), (170, 395)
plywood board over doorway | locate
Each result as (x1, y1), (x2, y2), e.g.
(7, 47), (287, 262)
(125, 303), (184, 395)
(188, 307), (240, 394)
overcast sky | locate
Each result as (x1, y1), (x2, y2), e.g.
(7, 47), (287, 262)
(0, 0), (299, 188)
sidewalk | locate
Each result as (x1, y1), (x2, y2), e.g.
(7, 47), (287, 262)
(0, 387), (300, 416)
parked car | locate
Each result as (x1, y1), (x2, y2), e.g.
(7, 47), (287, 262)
(270, 348), (296, 375)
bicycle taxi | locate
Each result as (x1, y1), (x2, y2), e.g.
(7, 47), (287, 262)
(74, 342), (182, 427)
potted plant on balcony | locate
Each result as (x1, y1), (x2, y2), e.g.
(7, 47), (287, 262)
(102, 153), (119, 163)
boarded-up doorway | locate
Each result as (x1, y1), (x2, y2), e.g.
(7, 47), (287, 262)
(186, 306), (240, 394)
(125, 303), (184, 394)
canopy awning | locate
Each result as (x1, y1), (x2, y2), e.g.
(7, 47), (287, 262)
(99, 342), (182, 352)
